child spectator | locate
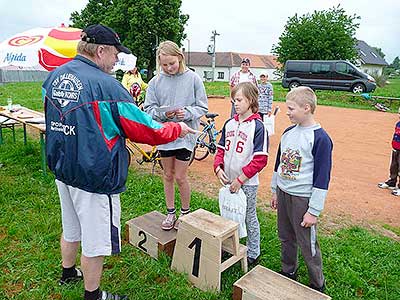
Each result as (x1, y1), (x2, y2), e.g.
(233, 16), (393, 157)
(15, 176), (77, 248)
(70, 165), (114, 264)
(378, 107), (400, 196)
(270, 86), (333, 293)
(257, 73), (274, 119)
(214, 82), (268, 266)
(144, 41), (208, 230)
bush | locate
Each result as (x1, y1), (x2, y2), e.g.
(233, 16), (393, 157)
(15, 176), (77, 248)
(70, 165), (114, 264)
(370, 71), (388, 88)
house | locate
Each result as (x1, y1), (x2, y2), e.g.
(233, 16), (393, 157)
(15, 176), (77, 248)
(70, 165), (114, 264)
(183, 52), (280, 82)
(355, 40), (388, 76)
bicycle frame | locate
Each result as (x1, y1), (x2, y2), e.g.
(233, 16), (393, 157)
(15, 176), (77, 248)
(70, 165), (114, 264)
(196, 120), (219, 152)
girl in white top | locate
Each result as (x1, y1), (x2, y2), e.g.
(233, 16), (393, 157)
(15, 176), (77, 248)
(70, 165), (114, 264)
(144, 41), (208, 230)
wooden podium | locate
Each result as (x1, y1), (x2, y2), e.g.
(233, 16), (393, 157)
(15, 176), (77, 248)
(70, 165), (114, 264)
(171, 209), (248, 291)
(125, 211), (177, 259)
(233, 265), (331, 300)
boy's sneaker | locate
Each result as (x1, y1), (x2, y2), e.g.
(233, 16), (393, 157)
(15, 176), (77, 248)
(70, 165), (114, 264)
(59, 268), (83, 285)
(161, 213), (176, 231)
(378, 182), (396, 190)
(391, 189), (400, 196)
(309, 281), (326, 294)
(247, 256), (260, 267)
(98, 290), (128, 300)
(278, 269), (298, 281)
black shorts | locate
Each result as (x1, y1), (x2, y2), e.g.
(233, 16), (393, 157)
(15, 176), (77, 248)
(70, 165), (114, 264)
(159, 148), (192, 161)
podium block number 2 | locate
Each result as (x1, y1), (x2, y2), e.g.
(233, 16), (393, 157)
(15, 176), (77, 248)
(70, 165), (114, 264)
(138, 230), (147, 252)
(188, 237), (202, 277)
(130, 227), (158, 259)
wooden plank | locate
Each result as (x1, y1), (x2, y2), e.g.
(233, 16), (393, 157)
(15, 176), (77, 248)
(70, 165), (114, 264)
(233, 265), (331, 300)
(129, 223), (159, 259)
(180, 208), (238, 238)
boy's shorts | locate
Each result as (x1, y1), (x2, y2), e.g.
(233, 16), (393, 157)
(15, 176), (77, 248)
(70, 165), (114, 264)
(56, 180), (121, 257)
(159, 148), (192, 161)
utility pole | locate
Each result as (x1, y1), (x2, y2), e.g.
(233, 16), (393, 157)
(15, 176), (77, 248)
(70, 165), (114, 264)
(210, 30), (220, 82)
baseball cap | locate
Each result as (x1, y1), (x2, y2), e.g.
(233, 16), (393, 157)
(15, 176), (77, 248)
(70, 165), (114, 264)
(82, 24), (131, 54)
(241, 57), (251, 65)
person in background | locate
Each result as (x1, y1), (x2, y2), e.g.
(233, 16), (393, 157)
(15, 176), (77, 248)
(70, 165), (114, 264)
(378, 106), (400, 196)
(229, 57), (257, 117)
(257, 73), (274, 119)
(43, 25), (194, 300)
(121, 67), (148, 104)
(270, 86), (333, 294)
(144, 40), (208, 231)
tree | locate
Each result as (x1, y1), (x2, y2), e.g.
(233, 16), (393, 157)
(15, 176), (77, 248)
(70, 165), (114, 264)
(70, 0), (188, 79)
(390, 56), (400, 70)
(372, 47), (385, 59)
(272, 6), (360, 66)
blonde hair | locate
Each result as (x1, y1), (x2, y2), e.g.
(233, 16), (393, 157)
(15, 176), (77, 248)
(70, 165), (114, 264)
(231, 82), (259, 113)
(286, 86), (317, 114)
(156, 40), (186, 74)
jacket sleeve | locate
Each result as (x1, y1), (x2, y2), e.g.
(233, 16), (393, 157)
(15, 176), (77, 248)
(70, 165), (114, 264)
(143, 78), (168, 122)
(308, 130), (333, 217)
(182, 74), (208, 122)
(214, 122), (227, 170)
(271, 142), (281, 193)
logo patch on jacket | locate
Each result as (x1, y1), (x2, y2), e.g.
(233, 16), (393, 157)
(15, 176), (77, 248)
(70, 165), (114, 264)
(51, 73), (83, 107)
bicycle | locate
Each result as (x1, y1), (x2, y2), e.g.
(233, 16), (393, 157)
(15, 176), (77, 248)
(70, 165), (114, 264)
(126, 140), (162, 174)
(189, 113), (220, 165)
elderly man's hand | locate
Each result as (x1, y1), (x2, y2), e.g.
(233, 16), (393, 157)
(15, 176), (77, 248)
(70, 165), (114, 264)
(178, 122), (196, 137)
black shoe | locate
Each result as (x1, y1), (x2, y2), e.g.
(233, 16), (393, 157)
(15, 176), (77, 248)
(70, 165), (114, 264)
(247, 256), (259, 267)
(98, 290), (129, 300)
(59, 268), (83, 285)
(309, 281), (326, 293)
(278, 269), (298, 281)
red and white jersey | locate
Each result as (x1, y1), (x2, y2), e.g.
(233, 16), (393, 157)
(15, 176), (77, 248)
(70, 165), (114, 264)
(215, 113), (269, 185)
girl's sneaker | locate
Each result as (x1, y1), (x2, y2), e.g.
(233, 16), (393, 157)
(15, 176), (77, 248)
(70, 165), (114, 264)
(161, 213), (176, 231)
(378, 182), (396, 190)
(391, 189), (400, 196)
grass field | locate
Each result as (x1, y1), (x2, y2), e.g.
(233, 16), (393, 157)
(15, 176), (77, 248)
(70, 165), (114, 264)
(0, 80), (400, 299)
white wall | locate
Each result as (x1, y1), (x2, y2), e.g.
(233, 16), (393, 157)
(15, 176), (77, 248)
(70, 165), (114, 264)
(361, 64), (383, 76)
(189, 66), (231, 82)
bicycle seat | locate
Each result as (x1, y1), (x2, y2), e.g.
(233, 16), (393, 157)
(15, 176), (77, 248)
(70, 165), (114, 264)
(205, 113), (219, 119)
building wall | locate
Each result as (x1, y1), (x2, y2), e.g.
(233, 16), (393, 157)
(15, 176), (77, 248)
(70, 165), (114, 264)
(189, 66), (279, 82)
(360, 64), (383, 76)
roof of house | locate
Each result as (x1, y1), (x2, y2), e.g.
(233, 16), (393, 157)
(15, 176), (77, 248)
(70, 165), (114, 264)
(183, 52), (279, 69)
(356, 40), (388, 66)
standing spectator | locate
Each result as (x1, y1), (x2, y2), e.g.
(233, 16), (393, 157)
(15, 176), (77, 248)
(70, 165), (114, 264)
(121, 67), (148, 105)
(229, 57), (257, 117)
(43, 25), (194, 300)
(257, 73), (274, 119)
(144, 41), (208, 230)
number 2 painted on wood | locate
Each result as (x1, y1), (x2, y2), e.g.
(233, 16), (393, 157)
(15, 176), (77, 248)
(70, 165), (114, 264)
(138, 230), (147, 252)
(188, 237), (202, 277)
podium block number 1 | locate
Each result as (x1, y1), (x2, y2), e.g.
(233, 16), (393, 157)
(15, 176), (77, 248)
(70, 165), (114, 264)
(188, 237), (202, 277)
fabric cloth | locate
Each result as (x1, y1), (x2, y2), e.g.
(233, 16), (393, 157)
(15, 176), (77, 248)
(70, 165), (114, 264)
(258, 82), (274, 114)
(277, 187), (325, 288)
(229, 70), (257, 88)
(57, 180), (121, 257)
(43, 55), (182, 194)
(242, 185), (260, 259)
(214, 113), (268, 185)
(392, 121), (400, 150)
(271, 124), (333, 217)
(144, 68), (208, 151)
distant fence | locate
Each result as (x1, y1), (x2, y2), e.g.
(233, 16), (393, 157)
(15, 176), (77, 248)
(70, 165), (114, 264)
(0, 69), (49, 84)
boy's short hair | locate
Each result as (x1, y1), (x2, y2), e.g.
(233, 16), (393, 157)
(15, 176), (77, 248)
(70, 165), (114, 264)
(286, 86), (317, 114)
(260, 74), (266, 78)
(231, 82), (259, 113)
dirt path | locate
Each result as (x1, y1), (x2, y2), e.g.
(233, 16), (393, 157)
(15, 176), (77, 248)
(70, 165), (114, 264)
(184, 97), (400, 228)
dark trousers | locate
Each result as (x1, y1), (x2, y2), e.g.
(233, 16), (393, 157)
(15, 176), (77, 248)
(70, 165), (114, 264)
(277, 187), (325, 288)
(386, 149), (400, 188)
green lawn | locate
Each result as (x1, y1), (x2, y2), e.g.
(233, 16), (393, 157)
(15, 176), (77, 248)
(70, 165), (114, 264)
(0, 81), (400, 299)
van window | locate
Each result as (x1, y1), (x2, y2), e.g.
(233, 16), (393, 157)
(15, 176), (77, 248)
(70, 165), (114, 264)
(288, 62), (309, 72)
(311, 63), (330, 73)
(336, 62), (353, 74)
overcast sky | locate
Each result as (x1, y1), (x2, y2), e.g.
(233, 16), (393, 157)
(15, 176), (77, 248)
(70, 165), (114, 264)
(1, 0), (398, 63)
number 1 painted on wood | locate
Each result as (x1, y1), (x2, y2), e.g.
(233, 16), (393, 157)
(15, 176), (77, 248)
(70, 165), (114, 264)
(188, 237), (202, 277)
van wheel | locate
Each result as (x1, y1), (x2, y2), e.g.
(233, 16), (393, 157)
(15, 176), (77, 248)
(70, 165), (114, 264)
(352, 83), (366, 93)
(289, 81), (300, 90)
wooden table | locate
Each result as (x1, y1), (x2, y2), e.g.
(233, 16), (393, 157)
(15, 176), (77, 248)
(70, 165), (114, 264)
(0, 106), (46, 174)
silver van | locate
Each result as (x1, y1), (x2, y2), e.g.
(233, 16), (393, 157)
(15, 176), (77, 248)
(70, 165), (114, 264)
(282, 60), (376, 93)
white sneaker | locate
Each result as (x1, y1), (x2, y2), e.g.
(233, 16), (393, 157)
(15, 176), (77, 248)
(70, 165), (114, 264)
(378, 182), (396, 190)
(391, 189), (400, 196)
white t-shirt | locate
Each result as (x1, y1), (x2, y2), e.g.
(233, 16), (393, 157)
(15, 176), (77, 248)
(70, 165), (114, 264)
(239, 71), (252, 83)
